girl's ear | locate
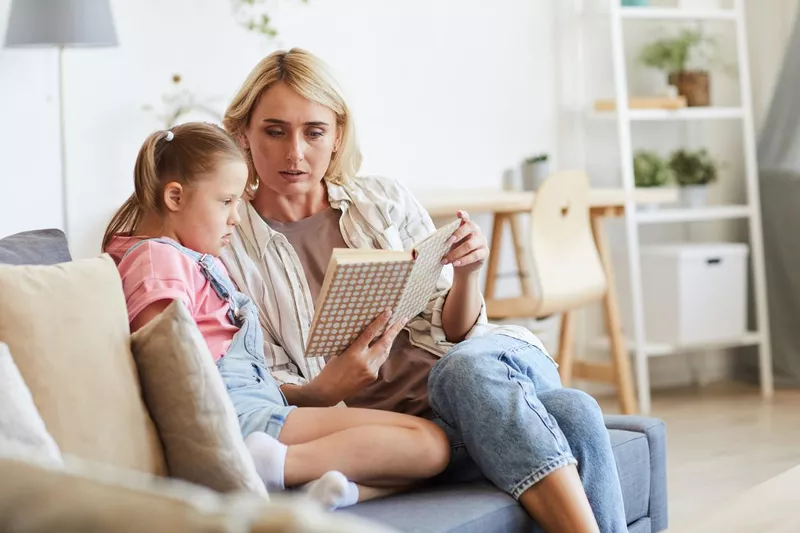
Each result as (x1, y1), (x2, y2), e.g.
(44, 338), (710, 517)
(163, 182), (184, 212)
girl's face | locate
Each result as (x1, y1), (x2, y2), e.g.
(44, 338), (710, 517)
(166, 158), (249, 256)
(243, 81), (341, 199)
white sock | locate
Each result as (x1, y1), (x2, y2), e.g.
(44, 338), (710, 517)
(244, 432), (287, 491)
(303, 471), (360, 510)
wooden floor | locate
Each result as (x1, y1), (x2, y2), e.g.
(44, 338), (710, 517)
(602, 383), (800, 527)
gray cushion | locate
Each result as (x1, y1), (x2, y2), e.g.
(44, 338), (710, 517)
(347, 428), (654, 533)
(610, 429), (651, 525)
(348, 481), (526, 533)
(0, 230), (71, 266)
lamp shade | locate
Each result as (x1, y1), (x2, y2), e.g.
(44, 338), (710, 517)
(4, 0), (118, 48)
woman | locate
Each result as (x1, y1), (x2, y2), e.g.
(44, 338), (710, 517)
(221, 48), (627, 533)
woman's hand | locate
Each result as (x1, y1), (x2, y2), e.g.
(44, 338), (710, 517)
(301, 310), (407, 406)
(441, 211), (489, 278)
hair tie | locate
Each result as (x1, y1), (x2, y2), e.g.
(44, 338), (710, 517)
(164, 130), (174, 142)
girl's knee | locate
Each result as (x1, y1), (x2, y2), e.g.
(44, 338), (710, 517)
(413, 418), (451, 477)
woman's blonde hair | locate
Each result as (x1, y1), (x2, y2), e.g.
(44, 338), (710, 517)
(223, 48), (361, 188)
(102, 122), (245, 252)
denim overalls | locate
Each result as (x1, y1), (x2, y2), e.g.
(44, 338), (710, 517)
(123, 238), (295, 440)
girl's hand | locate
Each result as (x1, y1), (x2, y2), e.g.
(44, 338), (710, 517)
(441, 211), (489, 277)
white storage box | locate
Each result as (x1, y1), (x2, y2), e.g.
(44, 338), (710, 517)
(640, 243), (749, 346)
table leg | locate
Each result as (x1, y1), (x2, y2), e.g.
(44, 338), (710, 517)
(508, 212), (533, 297)
(558, 310), (576, 387)
(590, 209), (638, 415)
(484, 213), (506, 299)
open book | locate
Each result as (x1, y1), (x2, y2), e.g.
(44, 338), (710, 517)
(305, 219), (461, 359)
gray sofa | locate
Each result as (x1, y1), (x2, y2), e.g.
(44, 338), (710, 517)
(0, 229), (668, 533)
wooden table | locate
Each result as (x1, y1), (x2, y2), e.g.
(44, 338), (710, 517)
(417, 187), (678, 414)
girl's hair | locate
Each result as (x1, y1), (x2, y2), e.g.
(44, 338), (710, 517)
(223, 48), (361, 188)
(102, 122), (244, 252)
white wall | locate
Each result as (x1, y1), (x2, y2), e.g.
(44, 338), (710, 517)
(0, 0), (556, 259)
(747, 0), (798, 131)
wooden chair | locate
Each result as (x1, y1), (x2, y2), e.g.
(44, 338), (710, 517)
(485, 171), (637, 413)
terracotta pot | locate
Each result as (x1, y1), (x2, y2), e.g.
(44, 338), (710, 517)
(668, 70), (710, 107)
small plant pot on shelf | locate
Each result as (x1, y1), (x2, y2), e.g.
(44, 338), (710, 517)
(668, 70), (710, 107)
(521, 155), (550, 191)
(680, 185), (709, 207)
(669, 148), (718, 205)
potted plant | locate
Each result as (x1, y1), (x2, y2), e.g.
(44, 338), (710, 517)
(668, 148), (718, 207)
(520, 153), (550, 191)
(633, 150), (673, 188)
(639, 29), (720, 107)
(633, 150), (672, 211)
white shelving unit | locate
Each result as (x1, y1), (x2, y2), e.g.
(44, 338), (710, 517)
(567, 0), (774, 413)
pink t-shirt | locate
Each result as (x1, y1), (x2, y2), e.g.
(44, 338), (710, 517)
(107, 237), (239, 362)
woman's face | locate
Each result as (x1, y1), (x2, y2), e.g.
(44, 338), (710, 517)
(243, 81), (340, 198)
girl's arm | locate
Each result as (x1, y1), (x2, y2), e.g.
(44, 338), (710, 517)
(130, 299), (173, 333)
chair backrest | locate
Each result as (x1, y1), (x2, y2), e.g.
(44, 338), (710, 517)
(528, 171), (607, 316)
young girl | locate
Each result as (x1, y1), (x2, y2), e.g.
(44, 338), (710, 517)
(103, 122), (449, 508)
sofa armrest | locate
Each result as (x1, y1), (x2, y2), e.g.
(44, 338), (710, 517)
(604, 415), (668, 532)
(0, 455), (398, 533)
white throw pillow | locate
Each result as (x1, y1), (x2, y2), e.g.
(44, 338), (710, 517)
(0, 342), (62, 464)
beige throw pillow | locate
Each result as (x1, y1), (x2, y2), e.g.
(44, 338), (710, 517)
(0, 255), (166, 475)
(130, 299), (266, 495)
(0, 343), (62, 463)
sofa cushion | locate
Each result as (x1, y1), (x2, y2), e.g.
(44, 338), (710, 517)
(131, 300), (265, 495)
(610, 429), (651, 525)
(0, 255), (166, 475)
(347, 481), (527, 533)
(347, 427), (654, 533)
(0, 343), (62, 463)
(0, 229), (71, 266)
(0, 455), (397, 533)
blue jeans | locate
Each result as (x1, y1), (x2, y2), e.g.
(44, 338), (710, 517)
(428, 334), (627, 533)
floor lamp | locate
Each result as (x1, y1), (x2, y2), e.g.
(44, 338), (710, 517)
(4, 0), (118, 240)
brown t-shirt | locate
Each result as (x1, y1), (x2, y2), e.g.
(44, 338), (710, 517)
(265, 207), (437, 417)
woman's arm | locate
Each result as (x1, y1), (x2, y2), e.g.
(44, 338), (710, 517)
(440, 211), (489, 342)
(280, 312), (407, 407)
(387, 181), (488, 343)
(441, 270), (483, 343)
(280, 382), (332, 407)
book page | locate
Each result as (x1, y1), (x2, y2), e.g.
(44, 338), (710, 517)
(393, 219), (461, 322)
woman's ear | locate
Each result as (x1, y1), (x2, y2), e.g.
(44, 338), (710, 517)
(163, 182), (184, 212)
(238, 132), (250, 152)
(332, 129), (342, 155)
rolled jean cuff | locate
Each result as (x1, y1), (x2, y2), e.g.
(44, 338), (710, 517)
(240, 404), (297, 441)
(510, 454), (579, 500)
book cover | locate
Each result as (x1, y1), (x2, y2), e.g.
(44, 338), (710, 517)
(305, 220), (460, 358)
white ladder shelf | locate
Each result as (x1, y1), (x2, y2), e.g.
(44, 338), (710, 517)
(579, 0), (774, 413)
